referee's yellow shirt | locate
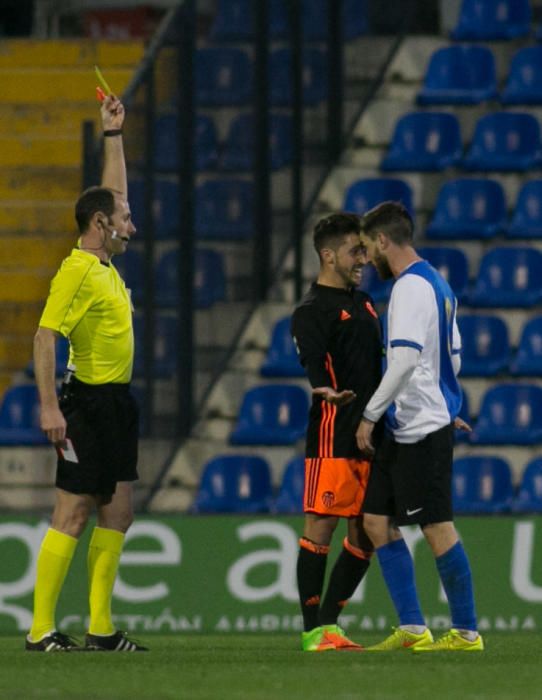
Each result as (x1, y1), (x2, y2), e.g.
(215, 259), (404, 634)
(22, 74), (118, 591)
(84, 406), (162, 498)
(39, 248), (134, 384)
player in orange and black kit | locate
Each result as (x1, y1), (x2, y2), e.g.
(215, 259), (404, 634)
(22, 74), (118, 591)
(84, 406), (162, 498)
(291, 212), (383, 652)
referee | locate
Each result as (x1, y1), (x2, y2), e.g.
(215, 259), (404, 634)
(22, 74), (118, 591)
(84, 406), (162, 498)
(26, 94), (146, 652)
(291, 213), (383, 652)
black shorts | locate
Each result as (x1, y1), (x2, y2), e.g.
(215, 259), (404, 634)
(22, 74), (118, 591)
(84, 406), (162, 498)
(363, 424), (454, 526)
(56, 376), (139, 498)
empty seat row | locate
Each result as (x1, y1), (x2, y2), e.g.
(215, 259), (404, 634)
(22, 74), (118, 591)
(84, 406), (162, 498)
(128, 178), (253, 241)
(191, 452), (542, 515)
(210, 0), (367, 42)
(150, 113), (293, 174)
(114, 247), (226, 309)
(382, 111), (542, 172)
(418, 45), (542, 106)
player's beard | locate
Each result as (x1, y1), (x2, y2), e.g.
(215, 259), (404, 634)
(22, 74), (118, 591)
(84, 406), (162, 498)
(373, 250), (393, 280)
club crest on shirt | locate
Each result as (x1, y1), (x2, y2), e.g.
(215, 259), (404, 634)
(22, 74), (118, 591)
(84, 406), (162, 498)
(322, 491), (335, 508)
(365, 300), (378, 319)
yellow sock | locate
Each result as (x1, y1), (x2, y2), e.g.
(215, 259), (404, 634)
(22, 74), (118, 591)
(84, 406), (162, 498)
(29, 528), (78, 642)
(87, 526), (125, 635)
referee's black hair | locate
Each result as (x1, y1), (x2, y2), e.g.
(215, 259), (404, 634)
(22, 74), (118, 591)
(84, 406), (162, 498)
(313, 212), (361, 259)
(359, 201), (413, 245)
(75, 186), (117, 233)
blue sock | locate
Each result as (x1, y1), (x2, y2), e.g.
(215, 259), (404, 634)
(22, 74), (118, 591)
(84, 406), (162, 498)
(436, 541), (477, 631)
(377, 539), (424, 626)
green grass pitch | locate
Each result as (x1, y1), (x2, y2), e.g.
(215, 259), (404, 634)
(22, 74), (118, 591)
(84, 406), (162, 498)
(0, 633), (537, 699)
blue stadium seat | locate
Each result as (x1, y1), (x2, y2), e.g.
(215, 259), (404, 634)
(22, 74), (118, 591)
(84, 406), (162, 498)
(196, 48), (252, 106)
(274, 455), (305, 514)
(508, 180), (542, 238)
(426, 178), (506, 241)
(357, 262), (393, 304)
(209, 0), (288, 41)
(471, 383), (542, 445)
(302, 0), (368, 40)
(192, 455), (273, 514)
(154, 248), (226, 308)
(0, 385), (48, 446)
(456, 315), (510, 376)
(451, 0), (531, 40)
(381, 112), (462, 172)
(343, 178), (414, 218)
(26, 335), (69, 379)
(113, 247), (144, 305)
(462, 112), (542, 172)
(417, 45), (497, 105)
(417, 246), (469, 302)
(194, 249), (226, 309)
(195, 179), (253, 240)
(468, 247), (542, 307)
(229, 384), (309, 445)
(269, 48), (327, 106)
(129, 178), (181, 240)
(133, 314), (177, 378)
(260, 317), (305, 378)
(221, 113), (293, 171)
(510, 317), (542, 376)
(501, 47), (542, 105)
(452, 456), (514, 514)
(512, 458), (542, 513)
(154, 114), (218, 172)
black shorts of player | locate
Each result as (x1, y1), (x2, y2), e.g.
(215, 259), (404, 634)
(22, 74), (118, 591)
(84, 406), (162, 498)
(56, 375), (139, 499)
(363, 423), (454, 527)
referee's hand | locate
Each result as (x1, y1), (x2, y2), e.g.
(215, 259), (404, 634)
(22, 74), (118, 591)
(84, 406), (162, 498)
(312, 387), (357, 407)
(40, 405), (67, 447)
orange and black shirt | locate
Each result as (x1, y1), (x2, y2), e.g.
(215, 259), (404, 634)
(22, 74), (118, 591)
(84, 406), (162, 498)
(291, 282), (382, 458)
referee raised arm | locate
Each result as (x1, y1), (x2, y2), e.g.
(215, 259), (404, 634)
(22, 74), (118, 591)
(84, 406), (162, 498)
(26, 94), (146, 653)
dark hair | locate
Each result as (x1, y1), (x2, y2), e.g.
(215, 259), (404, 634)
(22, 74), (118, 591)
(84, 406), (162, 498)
(359, 201), (414, 245)
(313, 212), (361, 258)
(75, 186), (116, 233)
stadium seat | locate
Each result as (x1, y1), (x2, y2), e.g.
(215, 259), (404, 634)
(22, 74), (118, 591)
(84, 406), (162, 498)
(358, 262), (393, 304)
(343, 178), (414, 218)
(192, 455), (273, 514)
(512, 458), (542, 513)
(113, 247), (144, 305)
(456, 315), (510, 376)
(302, 0), (368, 40)
(194, 249), (227, 309)
(462, 112), (542, 172)
(133, 314), (177, 378)
(417, 45), (497, 105)
(381, 112), (462, 172)
(221, 113), (293, 171)
(260, 317), (305, 378)
(154, 248), (227, 308)
(154, 114), (219, 172)
(209, 0), (288, 41)
(425, 178), (506, 241)
(452, 456), (514, 514)
(508, 180), (542, 238)
(195, 179), (253, 239)
(470, 383), (542, 445)
(501, 46), (542, 105)
(26, 335), (69, 379)
(196, 48), (252, 106)
(274, 455), (305, 514)
(129, 178), (181, 240)
(451, 0), (531, 40)
(510, 317), (542, 376)
(269, 48), (327, 106)
(229, 384), (309, 445)
(468, 247), (542, 307)
(0, 385), (48, 446)
(417, 247), (469, 302)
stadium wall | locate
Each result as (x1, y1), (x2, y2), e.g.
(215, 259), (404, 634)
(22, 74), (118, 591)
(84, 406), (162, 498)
(0, 515), (540, 634)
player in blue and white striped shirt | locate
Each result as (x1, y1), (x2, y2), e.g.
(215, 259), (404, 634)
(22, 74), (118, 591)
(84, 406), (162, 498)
(355, 201), (483, 653)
